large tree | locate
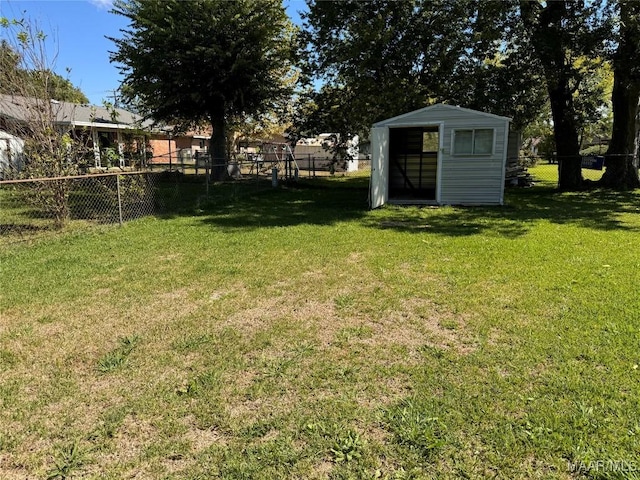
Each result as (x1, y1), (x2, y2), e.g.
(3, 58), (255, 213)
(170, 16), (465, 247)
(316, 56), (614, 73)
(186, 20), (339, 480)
(298, 1), (546, 141)
(109, 0), (295, 178)
(599, 0), (640, 189)
(301, 1), (626, 192)
(519, 1), (613, 191)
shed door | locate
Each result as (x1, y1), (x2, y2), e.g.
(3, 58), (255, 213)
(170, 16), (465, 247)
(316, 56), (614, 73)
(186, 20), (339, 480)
(388, 127), (438, 201)
(370, 127), (388, 209)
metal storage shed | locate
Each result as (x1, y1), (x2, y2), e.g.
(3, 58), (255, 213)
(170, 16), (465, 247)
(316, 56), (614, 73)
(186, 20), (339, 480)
(370, 104), (511, 208)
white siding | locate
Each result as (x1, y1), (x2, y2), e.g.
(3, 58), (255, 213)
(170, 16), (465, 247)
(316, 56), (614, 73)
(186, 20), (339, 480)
(372, 104), (508, 206)
(370, 127), (388, 209)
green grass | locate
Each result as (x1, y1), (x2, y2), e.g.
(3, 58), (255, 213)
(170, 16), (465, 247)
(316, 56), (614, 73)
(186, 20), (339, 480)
(529, 163), (605, 187)
(1, 176), (639, 478)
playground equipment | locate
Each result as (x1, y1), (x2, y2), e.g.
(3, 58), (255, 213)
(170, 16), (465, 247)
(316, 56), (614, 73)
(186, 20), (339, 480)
(252, 142), (299, 181)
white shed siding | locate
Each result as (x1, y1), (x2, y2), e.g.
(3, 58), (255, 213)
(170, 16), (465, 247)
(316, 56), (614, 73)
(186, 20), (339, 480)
(371, 104), (510, 207)
(370, 127), (389, 208)
(439, 115), (507, 205)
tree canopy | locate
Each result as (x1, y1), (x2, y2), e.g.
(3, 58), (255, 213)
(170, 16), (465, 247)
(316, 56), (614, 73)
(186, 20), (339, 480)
(298, 0), (639, 191)
(296, 1), (546, 137)
(110, 0), (295, 176)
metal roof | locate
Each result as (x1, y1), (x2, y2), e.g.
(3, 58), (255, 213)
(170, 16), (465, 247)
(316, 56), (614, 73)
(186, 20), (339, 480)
(373, 103), (512, 127)
(0, 94), (151, 130)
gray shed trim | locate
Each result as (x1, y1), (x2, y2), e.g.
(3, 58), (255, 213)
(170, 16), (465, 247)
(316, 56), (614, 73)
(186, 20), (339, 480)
(373, 103), (511, 128)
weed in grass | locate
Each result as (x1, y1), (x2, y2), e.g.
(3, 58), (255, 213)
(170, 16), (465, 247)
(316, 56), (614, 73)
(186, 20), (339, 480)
(176, 369), (221, 397)
(335, 325), (374, 345)
(46, 442), (84, 480)
(331, 430), (365, 463)
(419, 344), (448, 360)
(36, 314), (56, 324)
(438, 318), (458, 331)
(334, 293), (356, 311)
(6, 323), (33, 339)
(385, 399), (446, 459)
(88, 407), (128, 445)
(0, 431), (17, 451)
(97, 335), (140, 373)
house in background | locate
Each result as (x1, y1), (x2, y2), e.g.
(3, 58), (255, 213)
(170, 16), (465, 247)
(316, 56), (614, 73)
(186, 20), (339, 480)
(147, 127), (211, 167)
(370, 104), (516, 208)
(0, 94), (150, 173)
(0, 130), (24, 179)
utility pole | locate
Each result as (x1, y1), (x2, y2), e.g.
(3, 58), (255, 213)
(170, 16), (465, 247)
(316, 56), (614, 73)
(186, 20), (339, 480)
(105, 90), (120, 109)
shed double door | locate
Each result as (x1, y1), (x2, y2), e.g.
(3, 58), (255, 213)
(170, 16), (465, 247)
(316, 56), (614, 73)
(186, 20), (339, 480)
(388, 127), (438, 200)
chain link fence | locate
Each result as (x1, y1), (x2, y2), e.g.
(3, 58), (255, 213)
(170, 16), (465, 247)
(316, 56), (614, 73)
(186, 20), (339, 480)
(146, 154), (371, 179)
(1, 172), (162, 242)
(506, 154), (639, 188)
(0, 157), (371, 244)
(9, 152), (630, 244)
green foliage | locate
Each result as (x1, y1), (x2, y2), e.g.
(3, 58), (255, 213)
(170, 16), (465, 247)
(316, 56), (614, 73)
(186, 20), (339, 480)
(385, 399), (446, 458)
(0, 39), (88, 103)
(46, 442), (84, 480)
(331, 430), (365, 463)
(110, 0), (296, 162)
(1, 18), (91, 226)
(297, 0), (547, 138)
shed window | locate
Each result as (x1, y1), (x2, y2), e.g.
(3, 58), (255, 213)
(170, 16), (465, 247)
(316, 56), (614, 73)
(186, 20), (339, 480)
(453, 129), (494, 155)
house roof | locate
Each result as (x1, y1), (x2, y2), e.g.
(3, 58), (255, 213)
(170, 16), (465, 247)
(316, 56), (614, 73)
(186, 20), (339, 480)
(0, 94), (150, 130)
(373, 103), (512, 127)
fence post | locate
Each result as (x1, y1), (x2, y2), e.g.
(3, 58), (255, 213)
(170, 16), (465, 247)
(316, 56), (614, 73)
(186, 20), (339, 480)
(206, 156), (211, 197)
(116, 173), (124, 226)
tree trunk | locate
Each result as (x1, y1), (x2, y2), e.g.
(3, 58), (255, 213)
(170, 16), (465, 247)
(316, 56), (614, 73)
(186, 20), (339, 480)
(599, 1), (640, 190)
(209, 113), (227, 181)
(548, 82), (583, 190)
(521, 0), (584, 190)
(599, 82), (640, 189)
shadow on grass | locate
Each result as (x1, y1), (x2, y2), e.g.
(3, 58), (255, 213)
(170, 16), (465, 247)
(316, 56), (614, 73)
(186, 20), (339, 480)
(191, 176), (371, 231)
(156, 176), (639, 237)
(0, 222), (54, 236)
(371, 187), (640, 238)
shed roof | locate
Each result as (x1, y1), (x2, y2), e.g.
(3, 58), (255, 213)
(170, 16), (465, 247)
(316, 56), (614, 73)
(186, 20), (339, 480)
(373, 103), (511, 127)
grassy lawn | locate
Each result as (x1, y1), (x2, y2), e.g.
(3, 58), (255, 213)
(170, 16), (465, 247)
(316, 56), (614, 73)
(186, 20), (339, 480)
(1, 176), (639, 479)
(529, 163), (604, 187)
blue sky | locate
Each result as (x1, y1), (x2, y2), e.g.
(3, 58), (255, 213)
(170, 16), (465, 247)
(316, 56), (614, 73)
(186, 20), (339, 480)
(0, 0), (307, 106)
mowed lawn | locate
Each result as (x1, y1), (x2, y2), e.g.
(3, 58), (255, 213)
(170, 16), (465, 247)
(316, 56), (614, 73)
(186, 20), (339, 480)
(1, 176), (639, 479)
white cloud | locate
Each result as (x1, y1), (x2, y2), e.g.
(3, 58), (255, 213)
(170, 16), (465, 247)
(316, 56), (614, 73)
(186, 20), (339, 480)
(88, 0), (114, 10)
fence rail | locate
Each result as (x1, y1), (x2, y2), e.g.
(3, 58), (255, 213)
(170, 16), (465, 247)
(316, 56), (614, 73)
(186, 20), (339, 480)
(3, 154), (633, 244)
(506, 154), (639, 188)
(0, 159), (370, 243)
(147, 154), (370, 179)
(0, 171), (161, 241)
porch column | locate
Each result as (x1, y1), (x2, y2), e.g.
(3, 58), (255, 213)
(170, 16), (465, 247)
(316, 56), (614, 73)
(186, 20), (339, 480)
(116, 130), (125, 168)
(92, 128), (101, 168)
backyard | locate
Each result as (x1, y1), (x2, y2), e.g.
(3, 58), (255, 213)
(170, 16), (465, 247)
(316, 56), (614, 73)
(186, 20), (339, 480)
(1, 174), (639, 479)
